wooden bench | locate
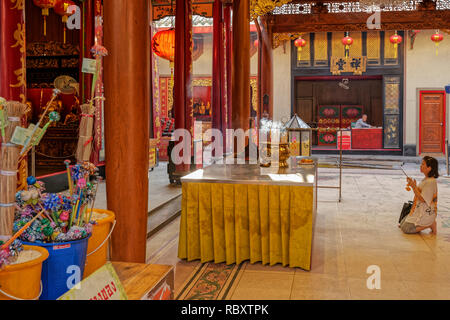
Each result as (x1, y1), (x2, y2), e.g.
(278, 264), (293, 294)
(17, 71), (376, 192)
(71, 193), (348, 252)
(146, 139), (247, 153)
(112, 262), (174, 300)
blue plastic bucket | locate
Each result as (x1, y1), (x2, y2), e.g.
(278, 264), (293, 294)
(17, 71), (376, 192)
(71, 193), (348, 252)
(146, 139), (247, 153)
(23, 235), (91, 300)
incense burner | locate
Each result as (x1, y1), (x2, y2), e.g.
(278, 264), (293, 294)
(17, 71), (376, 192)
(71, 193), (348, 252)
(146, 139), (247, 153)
(259, 142), (290, 170)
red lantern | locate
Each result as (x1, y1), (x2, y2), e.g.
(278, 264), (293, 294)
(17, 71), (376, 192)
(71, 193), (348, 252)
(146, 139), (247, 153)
(342, 34), (353, 58)
(389, 32), (402, 59)
(152, 29), (176, 86)
(33, 0), (56, 36)
(254, 39), (259, 48)
(431, 31), (444, 56)
(294, 37), (307, 61)
(54, 0), (76, 44)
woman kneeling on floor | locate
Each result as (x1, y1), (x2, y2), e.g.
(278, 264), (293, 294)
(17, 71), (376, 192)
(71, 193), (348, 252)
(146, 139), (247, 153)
(399, 156), (438, 235)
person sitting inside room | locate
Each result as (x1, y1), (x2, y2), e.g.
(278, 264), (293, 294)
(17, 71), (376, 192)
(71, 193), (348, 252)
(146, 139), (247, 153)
(399, 156), (438, 235)
(354, 114), (372, 128)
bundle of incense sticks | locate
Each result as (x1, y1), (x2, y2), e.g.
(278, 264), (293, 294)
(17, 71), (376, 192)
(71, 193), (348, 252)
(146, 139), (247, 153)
(75, 103), (95, 162)
(0, 101), (28, 236)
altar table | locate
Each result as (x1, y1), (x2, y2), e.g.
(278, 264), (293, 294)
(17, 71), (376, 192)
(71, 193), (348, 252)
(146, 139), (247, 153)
(351, 128), (383, 149)
(178, 159), (317, 270)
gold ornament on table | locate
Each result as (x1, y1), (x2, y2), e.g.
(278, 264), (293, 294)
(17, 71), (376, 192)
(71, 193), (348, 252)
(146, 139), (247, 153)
(259, 118), (290, 170)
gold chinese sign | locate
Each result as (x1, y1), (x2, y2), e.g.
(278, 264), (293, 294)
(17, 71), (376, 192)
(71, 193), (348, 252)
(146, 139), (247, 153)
(330, 56), (367, 75)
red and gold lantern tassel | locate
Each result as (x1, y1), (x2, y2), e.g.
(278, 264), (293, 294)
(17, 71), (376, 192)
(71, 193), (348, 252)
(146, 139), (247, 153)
(297, 46), (302, 61)
(43, 16), (47, 36)
(62, 4), (69, 44)
(42, 8), (49, 36)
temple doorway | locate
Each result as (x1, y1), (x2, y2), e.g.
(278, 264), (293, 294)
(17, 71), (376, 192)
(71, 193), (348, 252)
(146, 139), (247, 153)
(294, 76), (383, 149)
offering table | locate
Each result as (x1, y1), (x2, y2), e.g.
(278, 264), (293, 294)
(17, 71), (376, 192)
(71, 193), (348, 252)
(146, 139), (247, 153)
(178, 158), (317, 270)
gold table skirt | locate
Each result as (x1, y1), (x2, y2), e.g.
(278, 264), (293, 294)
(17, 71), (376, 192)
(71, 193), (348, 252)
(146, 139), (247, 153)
(178, 182), (315, 270)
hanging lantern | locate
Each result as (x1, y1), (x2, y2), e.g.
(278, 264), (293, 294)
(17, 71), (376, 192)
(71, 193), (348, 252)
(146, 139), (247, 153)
(342, 33), (353, 58)
(152, 29), (176, 87)
(294, 37), (307, 61)
(389, 31), (402, 59)
(254, 39), (259, 48)
(431, 31), (444, 56)
(33, 0), (56, 37)
(54, 0), (76, 44)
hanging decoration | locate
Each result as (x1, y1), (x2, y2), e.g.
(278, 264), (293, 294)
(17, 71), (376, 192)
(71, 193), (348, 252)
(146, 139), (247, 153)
(152, 28), (176, 87)
(254, 39), (259, 48)
(389, 31), (402, 59)
(54, 0), (76, 44)
(431, 30), (444, 56)
(409, 30), (421, 50)
(342, 32), (353, 58)
(294, 37), (307, 61)
(32, 0), (57, 37)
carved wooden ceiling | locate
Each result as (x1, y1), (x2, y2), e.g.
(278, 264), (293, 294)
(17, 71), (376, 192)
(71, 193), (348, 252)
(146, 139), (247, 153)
(269, 0), (450, 32)
(150, 0), (450, 32)
(151, 0), (214, 20)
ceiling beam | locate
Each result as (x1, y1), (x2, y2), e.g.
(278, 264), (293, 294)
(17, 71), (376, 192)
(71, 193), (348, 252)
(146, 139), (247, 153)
(269, 9), (450, 32)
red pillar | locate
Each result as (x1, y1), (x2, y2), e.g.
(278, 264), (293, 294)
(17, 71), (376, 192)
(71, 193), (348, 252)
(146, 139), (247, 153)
(81, 0), (94, 103)
(0, 0), (26, 103)
(174, 0), (193, 172)
(256, 16), (273, 123)
(224, 3), (233, 156)
(212, 0), (225, 155)
(231, 0), (250, 134)
(103, 0), (150, 263)
(224, 4), (232, 132)
(0, 0), (28, 194)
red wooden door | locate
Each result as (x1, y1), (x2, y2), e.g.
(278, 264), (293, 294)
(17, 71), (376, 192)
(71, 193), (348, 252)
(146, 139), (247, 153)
(420, 91), (446, 154)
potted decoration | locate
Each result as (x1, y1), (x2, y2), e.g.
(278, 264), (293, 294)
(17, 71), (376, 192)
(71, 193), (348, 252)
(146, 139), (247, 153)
(13, 162), (100, 300)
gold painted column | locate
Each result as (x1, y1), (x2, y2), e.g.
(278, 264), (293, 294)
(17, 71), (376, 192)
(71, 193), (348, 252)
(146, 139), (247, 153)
(103, 0), (150, 263)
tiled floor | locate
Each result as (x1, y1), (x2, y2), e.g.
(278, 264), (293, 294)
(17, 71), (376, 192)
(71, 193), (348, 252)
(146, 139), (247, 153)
(146, 163), (450, 300)
(95, 162), (182, 212)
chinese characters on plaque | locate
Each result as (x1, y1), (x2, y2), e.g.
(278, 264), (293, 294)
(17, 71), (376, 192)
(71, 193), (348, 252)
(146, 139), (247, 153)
(330, 56), (367, 75)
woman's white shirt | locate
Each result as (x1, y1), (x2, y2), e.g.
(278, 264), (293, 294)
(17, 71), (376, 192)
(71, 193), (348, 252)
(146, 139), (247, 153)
(405, 177), (437, 227)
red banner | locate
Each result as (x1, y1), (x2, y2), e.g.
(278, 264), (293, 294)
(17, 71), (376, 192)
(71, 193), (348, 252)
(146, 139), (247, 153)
(91, 0), (104, 164)
(0, 0), (26, 103)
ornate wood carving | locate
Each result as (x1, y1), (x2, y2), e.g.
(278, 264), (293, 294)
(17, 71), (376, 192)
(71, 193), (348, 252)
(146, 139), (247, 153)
(35, 125), (78, 168)
(418, 0), (436, 10)
(26, 41), (80, 88)
(26, 41), (79, 56)
(271, 9), (450, 32)
(272, 32), (304, 49)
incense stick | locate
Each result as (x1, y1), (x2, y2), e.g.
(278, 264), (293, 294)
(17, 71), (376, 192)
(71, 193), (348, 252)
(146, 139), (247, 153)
(87, 178), (101, 223)
(64, 160), (73, 197)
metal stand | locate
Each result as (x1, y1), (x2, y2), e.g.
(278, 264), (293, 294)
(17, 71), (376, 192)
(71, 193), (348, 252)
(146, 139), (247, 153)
(315, 127), (343, 202)
(31, 146), (36, 177)
(444, 139), (450, 178)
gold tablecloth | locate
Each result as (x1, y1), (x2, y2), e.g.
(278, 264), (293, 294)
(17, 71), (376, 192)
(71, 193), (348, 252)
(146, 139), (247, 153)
(178, 182), (315, 270)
